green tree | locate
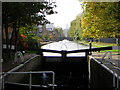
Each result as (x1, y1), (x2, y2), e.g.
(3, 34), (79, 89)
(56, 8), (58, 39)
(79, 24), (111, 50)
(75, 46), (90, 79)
(81, 2), (120, 39)
(55, 27), (64, 37)
(68, 14), (83, 41)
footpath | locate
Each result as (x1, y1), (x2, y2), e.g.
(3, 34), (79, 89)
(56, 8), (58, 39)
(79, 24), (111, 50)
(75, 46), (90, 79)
(2, 53), (37, 72)
(91, 52), (120, 67)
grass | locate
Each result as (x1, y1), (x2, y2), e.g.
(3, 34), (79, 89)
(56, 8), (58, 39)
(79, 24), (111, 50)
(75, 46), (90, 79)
(100, 50), (120, 53)
(78, 40), (119, 52)
(91, 42), (116, 47)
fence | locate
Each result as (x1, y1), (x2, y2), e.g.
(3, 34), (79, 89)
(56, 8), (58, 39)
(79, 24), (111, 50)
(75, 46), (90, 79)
(85, 38), (120, 44)
(99, 38), (119, 44)
(3, 71), (55, 90)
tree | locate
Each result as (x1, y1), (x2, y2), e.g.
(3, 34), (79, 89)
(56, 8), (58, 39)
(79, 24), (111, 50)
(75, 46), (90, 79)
(55, 27), (64, 37)
(81, 2), (120, 39)
(2, 2), (57, 56)
(68, 14), (83, 41)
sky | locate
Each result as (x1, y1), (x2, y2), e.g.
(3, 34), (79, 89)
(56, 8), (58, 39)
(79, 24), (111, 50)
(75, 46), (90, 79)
(46, 0), (83, 29)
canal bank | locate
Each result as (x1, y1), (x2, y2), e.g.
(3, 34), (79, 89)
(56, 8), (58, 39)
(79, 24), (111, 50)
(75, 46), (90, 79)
(2, 40), (120, 89)
(3, 54), (89, 90)
(3, 40), (90, 90)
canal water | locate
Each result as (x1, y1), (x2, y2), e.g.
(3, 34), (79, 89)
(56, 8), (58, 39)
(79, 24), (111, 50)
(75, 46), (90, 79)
(41, 39), (89, 57)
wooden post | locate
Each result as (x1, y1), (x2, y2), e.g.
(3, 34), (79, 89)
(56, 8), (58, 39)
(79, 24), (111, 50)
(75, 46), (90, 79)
(89, 41), (92, 55)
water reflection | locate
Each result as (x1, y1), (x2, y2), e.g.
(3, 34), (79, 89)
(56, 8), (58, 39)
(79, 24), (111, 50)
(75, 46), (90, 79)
(41, 39), (89, 57)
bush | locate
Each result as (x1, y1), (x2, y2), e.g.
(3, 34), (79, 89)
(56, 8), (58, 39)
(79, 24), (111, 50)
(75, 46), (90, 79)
(28, 38), (38, 49)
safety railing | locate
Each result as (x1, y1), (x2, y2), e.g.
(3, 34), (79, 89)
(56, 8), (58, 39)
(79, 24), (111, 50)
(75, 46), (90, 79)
(2, 71), (55, 90)
(102, 51), (112, 60)
(48, 41), (68, 51)
(60, 42), (68, 51)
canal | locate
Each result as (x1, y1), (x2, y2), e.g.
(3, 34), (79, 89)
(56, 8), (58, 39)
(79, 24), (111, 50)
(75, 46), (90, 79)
(37, 39), (90, 89)
(3, 39), (120, 90)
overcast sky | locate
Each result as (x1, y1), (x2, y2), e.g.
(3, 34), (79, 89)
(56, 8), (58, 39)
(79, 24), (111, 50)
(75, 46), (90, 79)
(46, 0), (83, 29)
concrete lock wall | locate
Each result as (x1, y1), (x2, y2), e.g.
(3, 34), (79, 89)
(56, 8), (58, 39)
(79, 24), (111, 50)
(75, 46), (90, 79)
(89, 57), (120, 89)
(4, 55), (41, 83)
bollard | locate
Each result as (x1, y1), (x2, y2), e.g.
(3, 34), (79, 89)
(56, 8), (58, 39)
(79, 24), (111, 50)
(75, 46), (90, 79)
(14, 51), (24, 64)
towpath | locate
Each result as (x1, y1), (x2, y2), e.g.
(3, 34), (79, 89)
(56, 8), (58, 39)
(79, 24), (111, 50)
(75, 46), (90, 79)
(2, 53), (37, 72)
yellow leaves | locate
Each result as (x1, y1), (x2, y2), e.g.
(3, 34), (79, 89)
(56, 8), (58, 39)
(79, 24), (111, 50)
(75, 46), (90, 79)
(81, 2), (119, 38)
(81, 17), (86, 28)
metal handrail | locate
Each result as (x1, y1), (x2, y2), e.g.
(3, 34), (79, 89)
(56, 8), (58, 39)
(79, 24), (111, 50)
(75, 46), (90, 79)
(48, 42), (68, 51)
(101, 51), (112, 60)
(101, 51), (120, 88)
(60, 42), (68, 51)
(2, 71), (55, 90)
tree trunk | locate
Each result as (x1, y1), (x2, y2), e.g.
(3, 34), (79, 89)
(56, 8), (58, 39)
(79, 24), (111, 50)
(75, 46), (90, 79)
(14, 23), (20, 52)
(5, 24), (9, 56)
(14, 23), (17, 52)
(9, 24), (15, 56)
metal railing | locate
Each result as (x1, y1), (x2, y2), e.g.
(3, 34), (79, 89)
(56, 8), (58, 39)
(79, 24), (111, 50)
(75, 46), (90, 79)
(102, 51), (112, 60)
(2, 71), (55, 90)
(60, 42), (68, 51)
